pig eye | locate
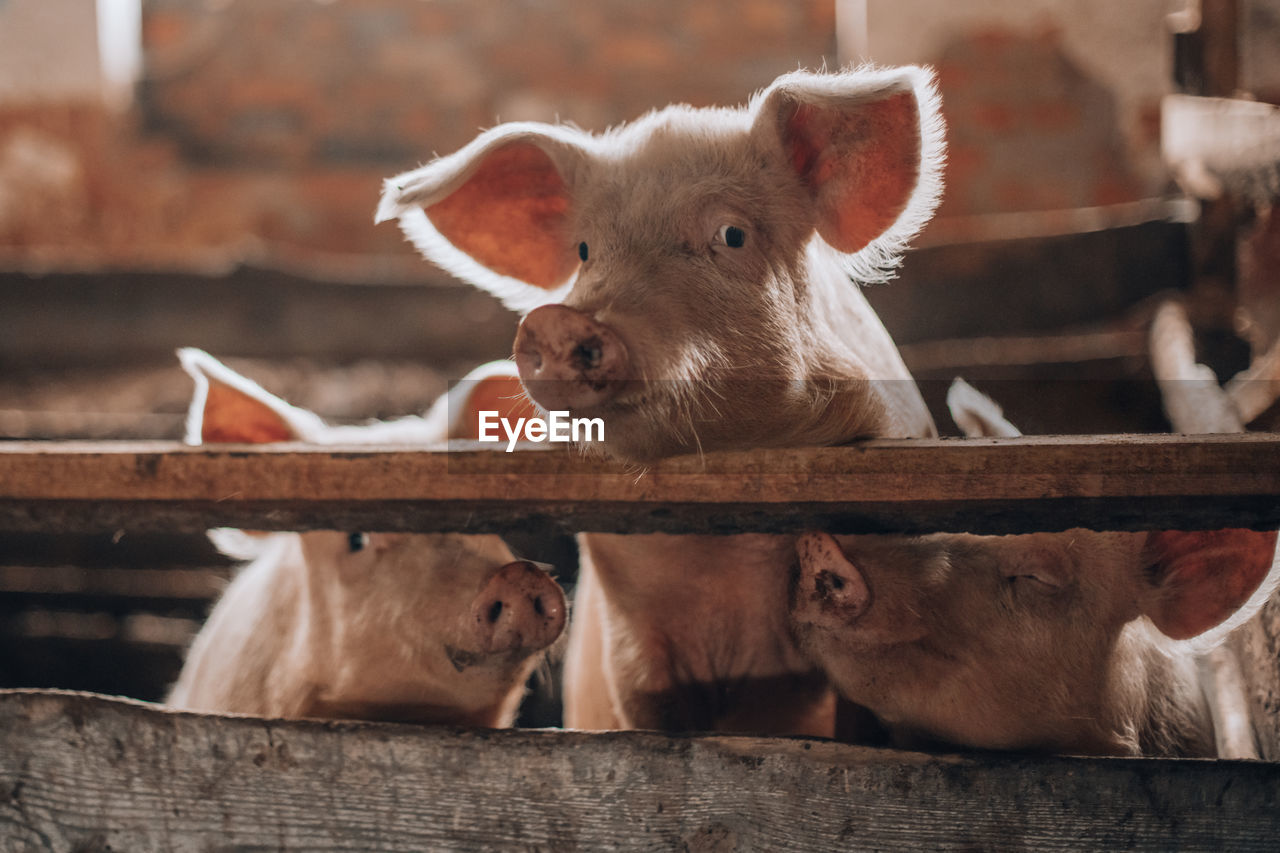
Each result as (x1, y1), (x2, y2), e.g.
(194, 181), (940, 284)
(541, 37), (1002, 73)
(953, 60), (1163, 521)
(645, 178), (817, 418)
(1004, 552), (1065, 592)
(716, 225), (746, 248)
(347, 532), (369, 553)
(1007, 570), (1061, 592)
(578, 242), (589, 262)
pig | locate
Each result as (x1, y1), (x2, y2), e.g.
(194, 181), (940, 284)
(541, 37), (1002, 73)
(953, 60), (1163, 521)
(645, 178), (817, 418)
(375, 67), (945, 735)
(790, 377), (1280, 756)
(166, 349), (564, 727)
(375, 65), (943, 461)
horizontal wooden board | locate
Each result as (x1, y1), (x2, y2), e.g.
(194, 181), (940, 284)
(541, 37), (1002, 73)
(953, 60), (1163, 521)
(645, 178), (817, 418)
(1, 213), (1188, 371)
(0, 435), (1278, 534)
(0, 267), (517, 369)
(0, 690), (1277, 852)
(870, 218), (1190, 344)
(0, 564), (227, 617)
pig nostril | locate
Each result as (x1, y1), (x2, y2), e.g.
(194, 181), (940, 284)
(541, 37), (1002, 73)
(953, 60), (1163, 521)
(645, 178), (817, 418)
(573, 337), (604, 370)
(487, 600), (504, 623)
(828, 573), (845, 591)
(533, 596), (545, 616)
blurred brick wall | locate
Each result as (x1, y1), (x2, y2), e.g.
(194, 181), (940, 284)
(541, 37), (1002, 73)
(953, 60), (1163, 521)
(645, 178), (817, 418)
(1, 0), (835, 271)
(139, 0), (836, 168)
(0, 0), (103, 103)
(861, 0), (1174, 221)
(1243, 0), (1280, 104)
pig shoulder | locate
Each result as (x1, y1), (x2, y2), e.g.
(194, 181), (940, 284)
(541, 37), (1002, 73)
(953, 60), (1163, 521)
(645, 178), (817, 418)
(167, 535), (312, 716)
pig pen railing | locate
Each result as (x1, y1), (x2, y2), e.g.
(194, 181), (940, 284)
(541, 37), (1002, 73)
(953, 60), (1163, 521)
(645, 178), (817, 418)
(2, 436), (1280, 852)
(1, 434), (1279, 535)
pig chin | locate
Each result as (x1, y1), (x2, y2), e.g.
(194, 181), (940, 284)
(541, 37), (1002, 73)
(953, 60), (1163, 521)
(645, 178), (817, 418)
(443, 642), (546, 674)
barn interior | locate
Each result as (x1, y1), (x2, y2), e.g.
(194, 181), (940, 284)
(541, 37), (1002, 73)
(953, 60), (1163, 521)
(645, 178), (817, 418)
(2, 0), (1278, 739)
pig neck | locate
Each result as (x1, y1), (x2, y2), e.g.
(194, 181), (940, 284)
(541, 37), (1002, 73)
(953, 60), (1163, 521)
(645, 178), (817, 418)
(261, 539), (345, 718)
(181, 536), (325, 718)
(853, 621), (1216, 757)
(167, 536), (306, 715)
(583, 532), (834, 735)
(801, 243), (936, 441)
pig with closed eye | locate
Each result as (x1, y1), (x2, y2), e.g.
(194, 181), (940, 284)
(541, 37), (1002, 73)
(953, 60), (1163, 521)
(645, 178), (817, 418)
(166, 350), (565, 727)
(791, 379), (1280, 756)
(378, 67), (945, 736)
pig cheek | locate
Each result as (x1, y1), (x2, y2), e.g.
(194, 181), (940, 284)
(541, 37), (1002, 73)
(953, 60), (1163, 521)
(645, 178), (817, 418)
(588, 302), (687, 383)
(836, 567), (939, 650)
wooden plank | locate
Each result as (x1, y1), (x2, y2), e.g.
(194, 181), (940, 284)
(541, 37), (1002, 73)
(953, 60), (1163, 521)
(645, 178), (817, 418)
(871, 218), (1190, 345)
(0, 690), (1274, 852)
(0, 652), (183, 707)
(0, 267), (517, 369)
(2, 216), (1187, 371)
(0, 564), (227, 617)
(0, 436), (1277, 534)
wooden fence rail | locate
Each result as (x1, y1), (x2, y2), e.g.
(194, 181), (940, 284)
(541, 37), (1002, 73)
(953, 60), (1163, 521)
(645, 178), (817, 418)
(1, 434), (1278, 534)
(1, 690), (1278, 852)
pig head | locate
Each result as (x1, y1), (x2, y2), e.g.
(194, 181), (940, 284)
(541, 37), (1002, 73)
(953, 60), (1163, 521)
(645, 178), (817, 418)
(166, 350), (564, 727)
(378, 67), (944, 461)
(791, 380), (1280, 756)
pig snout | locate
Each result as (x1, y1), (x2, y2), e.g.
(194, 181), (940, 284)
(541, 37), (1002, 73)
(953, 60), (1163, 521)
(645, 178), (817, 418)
(794, 533), (871, 626)
(470, 561), (566, 655)
(513, 305), (629, 411)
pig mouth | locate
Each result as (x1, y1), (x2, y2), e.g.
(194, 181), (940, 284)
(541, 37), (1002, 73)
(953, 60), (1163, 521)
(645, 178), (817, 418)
(443, 645), (484, 672)
(443, 643), (545, 673)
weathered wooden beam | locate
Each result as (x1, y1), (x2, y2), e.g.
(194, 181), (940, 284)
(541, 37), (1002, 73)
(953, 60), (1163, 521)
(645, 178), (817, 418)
(0, 436), (1278, 534)
(0, 564), (228, 617)
(0, 690), (1276, 852)
(0, 214), (1188, 372)
(0, 267), (517, 369)
(872, 217), (1190, 345)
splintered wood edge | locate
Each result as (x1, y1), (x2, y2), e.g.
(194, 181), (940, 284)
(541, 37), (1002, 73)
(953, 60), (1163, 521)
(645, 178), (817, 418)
(0, 689), (1278, 851)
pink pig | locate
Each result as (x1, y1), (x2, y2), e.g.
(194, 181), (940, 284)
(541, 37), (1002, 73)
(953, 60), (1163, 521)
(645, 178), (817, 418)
(166, 350), (565, 726)
(791, 379), (1280, 756)
(377, 67), (945, 735)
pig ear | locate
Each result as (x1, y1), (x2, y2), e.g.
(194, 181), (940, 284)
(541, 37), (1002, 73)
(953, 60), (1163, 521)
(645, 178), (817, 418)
(946, 378), (1022, 438)
(177, 348), (324, 445)
(376, 124), (589, 313)
(752, 66), (945, 282)
(1141, 529), (1280, 642)
(205, 528), (286, 561)
(425, 360), (541, 440)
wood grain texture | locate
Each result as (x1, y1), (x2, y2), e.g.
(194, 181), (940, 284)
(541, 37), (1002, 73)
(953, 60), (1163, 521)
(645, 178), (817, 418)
(1, 689), (1278, 852)
(0, 436), (1278, 534)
